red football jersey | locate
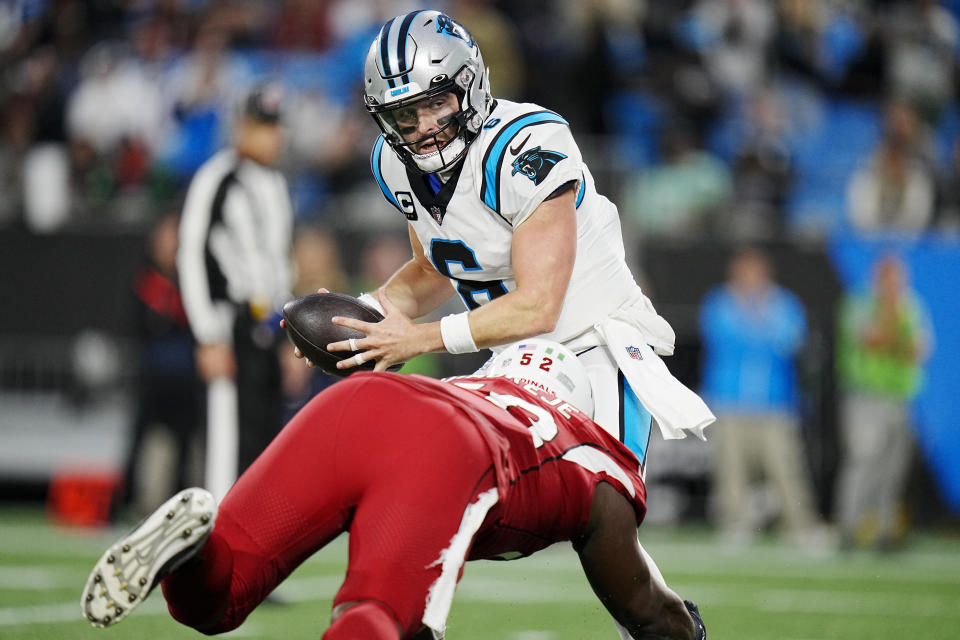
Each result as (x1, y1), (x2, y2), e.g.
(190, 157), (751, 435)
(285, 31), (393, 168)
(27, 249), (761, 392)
(392, 374), (648, 560)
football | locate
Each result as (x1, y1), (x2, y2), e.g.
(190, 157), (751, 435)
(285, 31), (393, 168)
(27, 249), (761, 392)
(281, 292), (401, 377)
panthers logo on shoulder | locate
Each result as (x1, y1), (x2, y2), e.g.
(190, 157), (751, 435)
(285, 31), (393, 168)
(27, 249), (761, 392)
(436, 15), (474, 46)
(511, 146), (568, 185)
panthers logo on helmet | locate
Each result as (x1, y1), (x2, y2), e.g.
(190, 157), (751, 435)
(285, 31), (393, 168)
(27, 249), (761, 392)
(511, 146), (568, 185)
(436, 14), (474, 46)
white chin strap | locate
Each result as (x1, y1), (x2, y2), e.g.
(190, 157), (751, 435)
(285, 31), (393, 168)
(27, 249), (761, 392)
(412, 136), (467, 173)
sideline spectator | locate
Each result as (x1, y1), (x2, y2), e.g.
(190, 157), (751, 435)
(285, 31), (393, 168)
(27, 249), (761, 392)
(291, 227), (350, 297)
(846, 100), (936, 234)
(156, 17), (250, 180)
(119, 212), (201, 517)
(449, 0), (525, 101)
(0, 45), (69, 228)
(66, 41), (165, 170)
(880, 0), (960, 127)
(267, 0), (334, 52)
(687, 0), (778, 97)
(699, 247), (829, 549)
(623, 118), (733, 239)
(934, 134), (960, 232)
(834, 253), (933, 551)
(725, 88), (795, 241)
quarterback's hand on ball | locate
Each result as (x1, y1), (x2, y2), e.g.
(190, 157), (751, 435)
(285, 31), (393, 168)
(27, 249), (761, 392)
(328, 290), (419, 372)
(282, 288), (331, 367)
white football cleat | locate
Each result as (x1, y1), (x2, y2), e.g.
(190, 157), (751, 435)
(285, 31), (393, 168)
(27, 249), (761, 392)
(81, 488), (217, 628)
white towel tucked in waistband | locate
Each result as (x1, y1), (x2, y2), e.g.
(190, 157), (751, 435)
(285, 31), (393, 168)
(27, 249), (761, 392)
(595, 309), (715, 441)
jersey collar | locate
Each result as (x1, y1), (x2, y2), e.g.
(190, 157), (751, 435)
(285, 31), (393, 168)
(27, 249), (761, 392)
(406, 160), (465, 224)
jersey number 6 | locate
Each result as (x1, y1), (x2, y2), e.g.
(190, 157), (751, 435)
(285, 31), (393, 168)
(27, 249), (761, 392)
(430, 239), (508, 310)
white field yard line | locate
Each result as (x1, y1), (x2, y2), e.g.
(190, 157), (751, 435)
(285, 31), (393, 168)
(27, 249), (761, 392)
(5, 551), (957, 587)
(0, 598), (260, 636)
(5, 528), (960, 583)
(5, 520), (960, 567)
(0, 567), (78, 589)
(2, 574), (960, 628)
(0, 527), (114, 557)
(0, 599), (164, 626)
(642, 540), (960, 569)
(666, 583), (960, 617)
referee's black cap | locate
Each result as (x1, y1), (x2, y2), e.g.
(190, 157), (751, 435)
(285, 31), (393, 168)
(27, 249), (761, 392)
(243, 81), (286, 124)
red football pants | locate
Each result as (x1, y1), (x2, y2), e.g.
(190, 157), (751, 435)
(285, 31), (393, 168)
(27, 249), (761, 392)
(161, 376), (496, 637)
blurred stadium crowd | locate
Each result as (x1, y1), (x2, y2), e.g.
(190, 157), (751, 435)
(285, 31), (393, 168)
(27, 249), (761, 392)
(2, 0), (959, 239)
(2, 0), (960, 550)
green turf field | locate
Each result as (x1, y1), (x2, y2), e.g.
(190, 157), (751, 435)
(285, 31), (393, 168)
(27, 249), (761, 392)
(1, 505), (958, 640)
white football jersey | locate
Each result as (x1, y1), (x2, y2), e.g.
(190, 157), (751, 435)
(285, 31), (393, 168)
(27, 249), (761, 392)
(370, 99), (641, 346)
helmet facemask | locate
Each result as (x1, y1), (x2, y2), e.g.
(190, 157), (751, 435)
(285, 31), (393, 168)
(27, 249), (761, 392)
(368, 76), (473, 174)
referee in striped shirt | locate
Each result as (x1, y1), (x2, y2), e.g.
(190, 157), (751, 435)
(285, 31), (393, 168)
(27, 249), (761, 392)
(177, 81), (294, 502)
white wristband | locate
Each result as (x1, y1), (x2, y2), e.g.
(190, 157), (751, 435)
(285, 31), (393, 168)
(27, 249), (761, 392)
(440, 312), (478, 354)
(357, 292), (386, 316)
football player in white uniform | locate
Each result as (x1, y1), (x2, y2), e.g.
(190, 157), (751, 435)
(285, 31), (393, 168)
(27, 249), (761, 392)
(312, 10), (715, 466)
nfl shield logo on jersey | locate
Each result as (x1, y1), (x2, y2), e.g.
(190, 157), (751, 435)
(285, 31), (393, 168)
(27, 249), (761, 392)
(625, 346), (643, 361)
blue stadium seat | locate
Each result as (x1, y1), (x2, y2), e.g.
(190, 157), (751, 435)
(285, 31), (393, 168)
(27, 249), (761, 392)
(787, 99), (882, 236)
(605, 90), (664, 168)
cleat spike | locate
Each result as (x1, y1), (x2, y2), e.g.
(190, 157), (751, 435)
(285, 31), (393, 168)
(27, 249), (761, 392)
(80, 489), (217, 629)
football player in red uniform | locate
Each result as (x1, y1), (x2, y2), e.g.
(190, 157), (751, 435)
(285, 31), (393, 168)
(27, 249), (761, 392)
(81, 340), (705, 639)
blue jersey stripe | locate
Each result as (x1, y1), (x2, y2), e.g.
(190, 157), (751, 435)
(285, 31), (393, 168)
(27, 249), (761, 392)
(482, 112), (568, 212)
(575, 172), (586, 208)
(622, 375), (652, 465)
(371, 136), (401, 211)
